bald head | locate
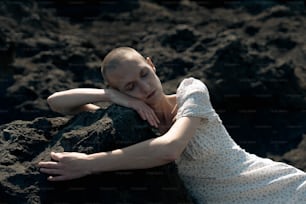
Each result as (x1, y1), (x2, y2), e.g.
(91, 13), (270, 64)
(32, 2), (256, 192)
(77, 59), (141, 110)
(101, 47), (146, 85)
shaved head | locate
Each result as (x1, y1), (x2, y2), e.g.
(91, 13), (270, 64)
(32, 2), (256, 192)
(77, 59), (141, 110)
(101, 47), (146, 85)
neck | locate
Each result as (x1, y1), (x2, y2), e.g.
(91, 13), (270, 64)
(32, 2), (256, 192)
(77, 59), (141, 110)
(150, 94), (177, 133)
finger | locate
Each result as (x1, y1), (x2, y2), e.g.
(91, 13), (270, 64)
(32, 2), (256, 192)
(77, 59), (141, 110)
(152, 111), (160, 124)
(40, 167), (62, 175)
(48, 175), (74, 181)
(148, 118), (155, 128)
(38, 161), (59, 168)
(147, 112), (156, 127)
(136, 109), (145, 120)
(146, 112), (157, 128)
(60, 152), (74, 155)
(142, 110), (152, 125)
(144, 106), (159, 124)
(150, 110), (160, 127)
(153, 116), (159, 128)
(147, 110), (159, 128)
(48, 175), (72, 182)
(50, 152), (62, 161)
(138, 110), (147, 121)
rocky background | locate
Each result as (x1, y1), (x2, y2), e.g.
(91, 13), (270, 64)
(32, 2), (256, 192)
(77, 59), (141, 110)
(0, 0), (306, 203)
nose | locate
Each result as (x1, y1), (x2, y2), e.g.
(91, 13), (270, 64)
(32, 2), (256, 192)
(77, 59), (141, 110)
(139, 79), (151, 94)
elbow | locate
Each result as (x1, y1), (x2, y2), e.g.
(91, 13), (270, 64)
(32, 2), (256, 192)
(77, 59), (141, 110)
(154, 135), (184, 164)
(162, 143), (182, 162)
(47, 94), (55, 110)
(165, 150), (181, 162)
(47, 93), (64, 114)
(163, 153), (178, 163)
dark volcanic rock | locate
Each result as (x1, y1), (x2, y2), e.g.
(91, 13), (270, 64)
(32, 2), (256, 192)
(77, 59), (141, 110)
(204, 35), (306, 156)
(161, 25), (199, 53)
(43, 0), (140, 22)
(280, 134), (306, 171)
(0, 105), (192, 204)
(1, 0), (306, 202)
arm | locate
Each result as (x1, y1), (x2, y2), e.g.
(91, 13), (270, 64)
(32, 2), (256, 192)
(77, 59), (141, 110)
(47, 88), (159, 127)
(88, 116), (201, 172)
(38, 116), (200, 181)
(47, 88), (108, 115)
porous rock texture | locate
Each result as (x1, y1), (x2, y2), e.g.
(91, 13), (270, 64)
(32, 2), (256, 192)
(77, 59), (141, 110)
(0, 105), (192, 203)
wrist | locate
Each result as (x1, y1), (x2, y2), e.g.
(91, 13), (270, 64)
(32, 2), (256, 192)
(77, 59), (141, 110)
(106, 88), (133, 108)
(104, 88), (115, 103)
(100, 89), (113, 102)
(86, 152), (107, 174)
(96, 89), (110, 102)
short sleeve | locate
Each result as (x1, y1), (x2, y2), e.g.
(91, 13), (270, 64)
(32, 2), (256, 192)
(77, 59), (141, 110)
(176, 77), (217, 121)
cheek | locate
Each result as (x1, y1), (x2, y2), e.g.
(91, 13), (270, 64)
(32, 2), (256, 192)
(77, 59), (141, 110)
(148, 73), (157, 85)
(125, 88), (141, 99)
(153, 75), (162, 88)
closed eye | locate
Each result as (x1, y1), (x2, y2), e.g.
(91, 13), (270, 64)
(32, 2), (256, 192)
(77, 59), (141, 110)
(140, 69), (149, 78)
(125, 83), (134, 91)
(141, 72), (148, 78)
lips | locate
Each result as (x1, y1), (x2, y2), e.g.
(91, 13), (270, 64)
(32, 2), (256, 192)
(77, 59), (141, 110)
(146, 90), (156, 99)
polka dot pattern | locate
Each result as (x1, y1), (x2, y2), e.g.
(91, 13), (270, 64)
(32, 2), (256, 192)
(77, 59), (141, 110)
(175, 77), (306, 204)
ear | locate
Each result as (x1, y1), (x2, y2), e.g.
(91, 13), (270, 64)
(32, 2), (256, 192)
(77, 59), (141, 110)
(146, 57), (156, 72)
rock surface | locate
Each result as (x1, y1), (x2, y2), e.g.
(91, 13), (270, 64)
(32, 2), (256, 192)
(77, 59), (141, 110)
(0, 0), (306, 203)
(0, 105), (192, 203)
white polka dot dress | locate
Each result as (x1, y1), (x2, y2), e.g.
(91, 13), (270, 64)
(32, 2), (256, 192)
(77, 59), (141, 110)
(175, 77), (306, 204)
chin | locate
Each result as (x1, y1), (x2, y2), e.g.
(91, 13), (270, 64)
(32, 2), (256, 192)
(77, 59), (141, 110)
(147, 92), (163, 104)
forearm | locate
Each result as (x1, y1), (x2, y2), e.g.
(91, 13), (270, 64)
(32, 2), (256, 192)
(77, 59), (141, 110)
(47, 88), (110, 114)
(86, 117), (200, 174)
(38, 117), (200, 181)
(87, 136), (173, 173)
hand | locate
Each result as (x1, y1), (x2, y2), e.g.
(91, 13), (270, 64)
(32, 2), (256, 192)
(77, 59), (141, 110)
(107, 88), (160, 128)
(38, 152), (91, 181)
(129, 100), (161, 128)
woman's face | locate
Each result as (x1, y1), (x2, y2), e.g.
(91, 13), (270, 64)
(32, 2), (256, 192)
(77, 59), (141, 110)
(106, 56), (163, 104)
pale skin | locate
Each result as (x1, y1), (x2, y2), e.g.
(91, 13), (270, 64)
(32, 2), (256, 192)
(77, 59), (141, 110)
(38, 51), (201, 181)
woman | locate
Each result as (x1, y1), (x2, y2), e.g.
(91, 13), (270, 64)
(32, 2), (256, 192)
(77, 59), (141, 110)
(39, 47), (306, 203)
